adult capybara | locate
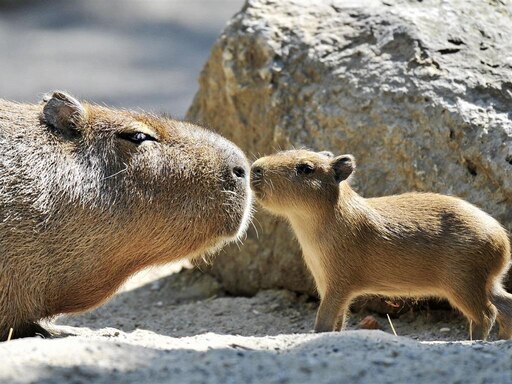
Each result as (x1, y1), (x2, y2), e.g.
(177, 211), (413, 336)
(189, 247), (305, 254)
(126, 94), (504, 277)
(0, 91), (252, 339)
(251, 149), (512, 340)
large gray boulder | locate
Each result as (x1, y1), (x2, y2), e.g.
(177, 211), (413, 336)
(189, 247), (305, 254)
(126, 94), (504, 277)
(187, 0), (512, 296)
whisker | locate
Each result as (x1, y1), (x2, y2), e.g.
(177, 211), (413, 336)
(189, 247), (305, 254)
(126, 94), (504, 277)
(268, 178), (275, 192)
(250, 219), (259, 239)
(103, 167), (128, 180)
(222, 190), (239, 197)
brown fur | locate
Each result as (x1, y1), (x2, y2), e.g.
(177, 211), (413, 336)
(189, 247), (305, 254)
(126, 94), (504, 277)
(0, 91), (252, 340)
(251, 149), (512, 340)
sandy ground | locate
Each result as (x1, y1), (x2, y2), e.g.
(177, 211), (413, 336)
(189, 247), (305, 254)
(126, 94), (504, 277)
(0, 267), (510, 383)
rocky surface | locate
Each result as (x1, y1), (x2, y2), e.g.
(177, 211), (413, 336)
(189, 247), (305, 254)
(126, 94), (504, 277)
(0, 267), (508, 383)
(187, 0), (512, 295)
(5, 331), (512, 384)
(0, 255), (491, 383)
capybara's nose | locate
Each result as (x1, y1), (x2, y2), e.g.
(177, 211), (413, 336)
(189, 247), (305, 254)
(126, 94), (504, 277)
(251, 166), (263, 181)
(220, 148), (250, 191)
(232, 166), (246, 179)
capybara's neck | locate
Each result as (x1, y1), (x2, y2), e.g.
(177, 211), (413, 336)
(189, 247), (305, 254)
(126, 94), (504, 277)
(39, 209), (208, 314)
(288, 182), (375, 231)
(286, 181), (383, 266)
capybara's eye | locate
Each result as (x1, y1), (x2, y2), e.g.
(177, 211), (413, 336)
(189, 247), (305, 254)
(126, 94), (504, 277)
(296, 163), (315, 175)
(119, 131), (157, 145)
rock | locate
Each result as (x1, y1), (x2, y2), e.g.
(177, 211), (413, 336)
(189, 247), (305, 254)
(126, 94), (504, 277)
(187, 0), (512, 296)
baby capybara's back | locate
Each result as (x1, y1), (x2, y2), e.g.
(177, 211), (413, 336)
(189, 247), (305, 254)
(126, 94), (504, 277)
(362, 193), (510, 297)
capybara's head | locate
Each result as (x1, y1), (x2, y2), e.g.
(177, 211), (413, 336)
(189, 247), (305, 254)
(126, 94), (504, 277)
(250, 150), (355, 215)
(40, 91), (252, 260)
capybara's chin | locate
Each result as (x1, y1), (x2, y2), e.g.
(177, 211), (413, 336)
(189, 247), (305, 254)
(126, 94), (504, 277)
(0, 91), (252, 339)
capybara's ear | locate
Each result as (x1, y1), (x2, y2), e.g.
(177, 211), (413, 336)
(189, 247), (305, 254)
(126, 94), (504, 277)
(332, 154), (355, 183)
(42, 91), (86, 134)
(318, 151), (334, 158)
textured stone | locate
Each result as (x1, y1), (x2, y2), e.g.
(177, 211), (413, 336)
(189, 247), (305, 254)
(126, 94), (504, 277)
(187, 0), (512, 296)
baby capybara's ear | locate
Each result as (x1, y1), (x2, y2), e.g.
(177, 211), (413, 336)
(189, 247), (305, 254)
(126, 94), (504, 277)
(331, 154), (356, 183)
(42, 91), (86, 135)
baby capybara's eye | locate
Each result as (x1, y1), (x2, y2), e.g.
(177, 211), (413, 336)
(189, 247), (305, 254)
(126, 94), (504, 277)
(296, 163), (315, 175)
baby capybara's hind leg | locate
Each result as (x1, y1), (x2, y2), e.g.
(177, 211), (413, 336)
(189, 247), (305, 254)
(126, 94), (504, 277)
(491, 287), (512, 340)
(496, 312), (512, 340)
(471, 303), (498, 341)
(448, 289), (497, 341)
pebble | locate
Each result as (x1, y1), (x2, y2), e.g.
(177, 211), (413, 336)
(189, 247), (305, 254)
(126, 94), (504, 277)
(150, 281), (163, 291)
(358, 315), (381, 330)
(439, 327), (451, 333)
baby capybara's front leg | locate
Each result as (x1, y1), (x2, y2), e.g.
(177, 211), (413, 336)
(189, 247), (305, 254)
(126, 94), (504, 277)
(314, 292), (350, 333)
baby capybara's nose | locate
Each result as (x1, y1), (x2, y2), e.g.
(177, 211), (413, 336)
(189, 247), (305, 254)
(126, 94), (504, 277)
(251, 166), (263, 182)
